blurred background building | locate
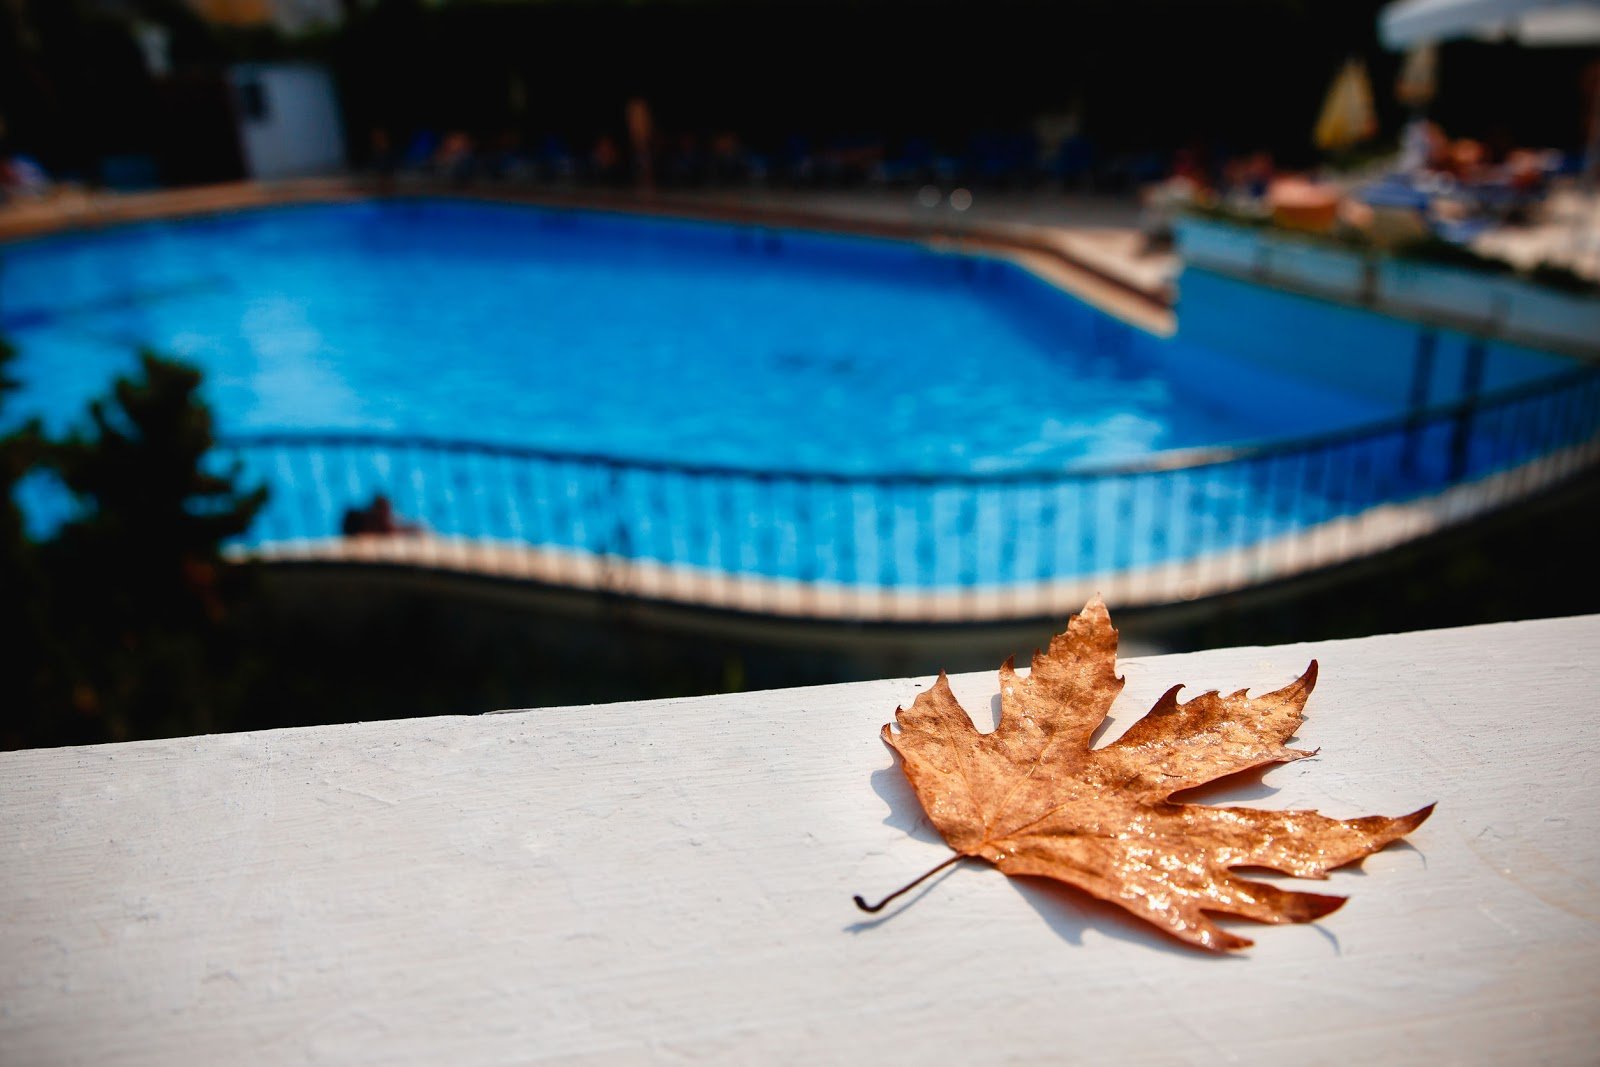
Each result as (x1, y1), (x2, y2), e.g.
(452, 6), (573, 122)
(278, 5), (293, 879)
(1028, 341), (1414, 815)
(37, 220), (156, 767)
(4, 1), (1596, 195)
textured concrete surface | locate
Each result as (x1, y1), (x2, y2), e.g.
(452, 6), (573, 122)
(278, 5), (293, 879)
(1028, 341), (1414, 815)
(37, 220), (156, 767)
(2, 614), (1596, 1064)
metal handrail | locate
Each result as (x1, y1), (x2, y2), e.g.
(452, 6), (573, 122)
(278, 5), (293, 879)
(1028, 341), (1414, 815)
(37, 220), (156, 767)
(220, 365), (1600, 485)
(209, 364), (1600, 615)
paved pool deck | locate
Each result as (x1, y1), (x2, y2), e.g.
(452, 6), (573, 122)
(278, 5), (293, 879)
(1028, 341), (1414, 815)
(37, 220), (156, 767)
(1473, 184), (1600, 283)
(607, 185), (1176, 300)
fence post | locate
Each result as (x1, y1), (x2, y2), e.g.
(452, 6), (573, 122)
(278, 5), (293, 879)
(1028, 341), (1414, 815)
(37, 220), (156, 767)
(1401, 329), (1437, 477)
(1448, 339), (1487, 482)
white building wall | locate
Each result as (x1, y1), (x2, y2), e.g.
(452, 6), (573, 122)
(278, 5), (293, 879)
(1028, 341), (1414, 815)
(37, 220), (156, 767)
(230, 63), (347, 181)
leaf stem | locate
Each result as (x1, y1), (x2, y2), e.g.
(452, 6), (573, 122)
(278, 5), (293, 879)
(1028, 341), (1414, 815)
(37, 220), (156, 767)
(853, 853), (965, 913)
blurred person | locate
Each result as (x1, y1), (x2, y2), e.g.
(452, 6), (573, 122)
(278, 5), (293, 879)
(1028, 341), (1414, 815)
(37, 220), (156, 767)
(0, 125), (50, 201)
(820, 133), (884, 186)
(1221, 151), (1274, 204)
(486, 129), (529, 182)
(1582, 58), (1600, 180)
(664, 132), (705, 187)
(341, 495), (419, 538)
(1505, 149), (1550, 194)
(1032, 107), (1081, 176)
(1170, 147), (1208, 189)
(401, 130), (441, 172)
(367, 127), (396, 191)
(709, 131), (745, 184)
(536, 134), (577, 182)
(436, 131), (478, 185)
(1483, 123), (1518, 167)
(591, 135), (622, 184)
(779, 134), (816, 185)
(1139, 149), (1209, 253)
(625, 97), (654, 191)
(1447, 138), (1487, 181)
(1398, 117), (1448, 174)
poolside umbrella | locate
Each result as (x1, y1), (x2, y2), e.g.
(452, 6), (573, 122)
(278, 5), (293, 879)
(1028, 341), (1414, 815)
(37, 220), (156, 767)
(1381, 0), (1600, 47)
(1396, 43), (1440, 107)
(1315, 59), (1379, 152)
(1379, 0), (1600, 180)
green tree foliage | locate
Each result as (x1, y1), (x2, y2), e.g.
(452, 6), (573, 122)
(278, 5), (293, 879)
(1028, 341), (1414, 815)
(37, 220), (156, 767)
(0, 338), (53, 748)
(0, 337), (40, 582)
(0, 349), (267, 748)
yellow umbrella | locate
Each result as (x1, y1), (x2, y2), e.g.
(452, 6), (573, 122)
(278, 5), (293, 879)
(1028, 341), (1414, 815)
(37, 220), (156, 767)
(1315, 58), (1379, 152)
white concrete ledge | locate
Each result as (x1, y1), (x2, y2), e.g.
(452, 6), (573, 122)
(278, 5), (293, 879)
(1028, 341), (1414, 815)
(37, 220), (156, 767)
(3, 615), (1598, 1063)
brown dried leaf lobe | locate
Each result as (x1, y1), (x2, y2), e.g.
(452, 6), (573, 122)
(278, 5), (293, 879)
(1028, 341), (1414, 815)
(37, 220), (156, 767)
(883, 597), (1432, 951)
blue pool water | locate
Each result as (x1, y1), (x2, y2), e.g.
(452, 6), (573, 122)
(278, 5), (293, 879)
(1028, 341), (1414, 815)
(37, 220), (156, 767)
(6, 199), (1384, 472)
(3, 199), (1590, 589)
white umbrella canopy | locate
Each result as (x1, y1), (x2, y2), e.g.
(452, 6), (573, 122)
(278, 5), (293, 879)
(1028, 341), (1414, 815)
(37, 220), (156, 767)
(1510, 4), (1600, 43)
(1381, 0), (1600, 48)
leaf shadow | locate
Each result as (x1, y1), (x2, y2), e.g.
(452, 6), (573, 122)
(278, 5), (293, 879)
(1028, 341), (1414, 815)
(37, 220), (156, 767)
(870, 756), (944, 845)
(1007, 876), (1246, 960)
(1168, 763), (1287, 806)
(842, 862), (967, 933)
(1311, 922), (1343, 955)
(1304, 837), (1426, 881)
(1382, 838), (1427, 869)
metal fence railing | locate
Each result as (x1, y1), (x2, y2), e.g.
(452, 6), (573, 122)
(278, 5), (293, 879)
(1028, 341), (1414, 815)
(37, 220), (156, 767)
(216, 366), (1600, 620)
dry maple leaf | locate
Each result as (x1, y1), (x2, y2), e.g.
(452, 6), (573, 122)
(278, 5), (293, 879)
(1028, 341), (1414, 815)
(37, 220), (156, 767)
(862, 597), (1433, 952)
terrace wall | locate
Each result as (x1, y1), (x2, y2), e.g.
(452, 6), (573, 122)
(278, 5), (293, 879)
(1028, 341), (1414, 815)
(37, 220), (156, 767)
(2, 614), (1595, 1062)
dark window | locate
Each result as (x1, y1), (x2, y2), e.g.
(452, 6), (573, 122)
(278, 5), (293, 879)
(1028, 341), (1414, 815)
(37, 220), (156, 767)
(237, 80), (268, 123)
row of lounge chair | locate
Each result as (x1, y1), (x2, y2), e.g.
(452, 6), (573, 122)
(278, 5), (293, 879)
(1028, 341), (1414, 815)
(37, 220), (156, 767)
(378, 129), (1169, 192)
(1355, 150), (1569, 245)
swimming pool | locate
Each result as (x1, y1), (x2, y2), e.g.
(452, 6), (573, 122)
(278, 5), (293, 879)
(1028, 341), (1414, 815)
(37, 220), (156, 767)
(4, 198), (1383, 469)
(3, 199), (1595, 603)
